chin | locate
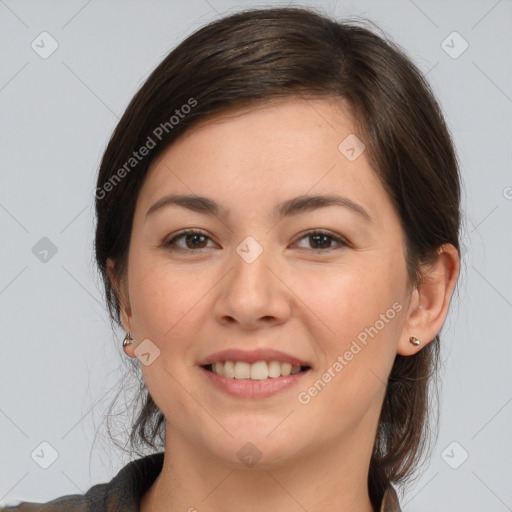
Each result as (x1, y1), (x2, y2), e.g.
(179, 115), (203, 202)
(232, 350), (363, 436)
(206, 428), (308, 470)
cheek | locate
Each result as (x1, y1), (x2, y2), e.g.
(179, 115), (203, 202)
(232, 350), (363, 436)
(128, 249), (213, 344)
(291, 255), (406, 347)
(126, 259), (215, 419)
(296, 258), (406, 407)
(295, 285), (404, 441)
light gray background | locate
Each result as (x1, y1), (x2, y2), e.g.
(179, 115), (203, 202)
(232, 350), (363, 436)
(1, 0), (511, 511)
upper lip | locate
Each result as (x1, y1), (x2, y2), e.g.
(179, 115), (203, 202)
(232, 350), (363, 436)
(199, 348), (311, 368)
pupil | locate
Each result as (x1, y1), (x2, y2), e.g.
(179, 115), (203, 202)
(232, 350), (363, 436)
(312, 234), (329, 249)
(187, 234), (206, 248)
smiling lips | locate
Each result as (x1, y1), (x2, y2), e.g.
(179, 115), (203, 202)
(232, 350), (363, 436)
(199, 348), (311, 397)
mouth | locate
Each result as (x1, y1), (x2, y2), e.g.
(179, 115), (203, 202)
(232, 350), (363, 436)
(202, 360), (311, 380)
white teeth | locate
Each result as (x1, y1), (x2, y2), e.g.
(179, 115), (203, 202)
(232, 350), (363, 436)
(281, 362), (292, 377)
(234, 361), (251, 379)
(268, 360), (281, 378)
(250, 361), (269, 380)
(223, 360), (235, 378)
(209, 360), (304, 379)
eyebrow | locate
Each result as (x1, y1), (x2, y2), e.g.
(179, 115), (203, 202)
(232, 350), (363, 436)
(145, 193), (372, 222)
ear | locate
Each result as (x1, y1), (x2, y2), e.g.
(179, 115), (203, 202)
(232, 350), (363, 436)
(106, 257), (133, 335)
(398, 243), (460, 356)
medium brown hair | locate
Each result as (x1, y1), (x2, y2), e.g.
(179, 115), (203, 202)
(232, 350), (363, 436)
(94, 6), (461, 507)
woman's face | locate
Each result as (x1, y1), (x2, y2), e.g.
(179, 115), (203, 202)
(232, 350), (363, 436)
(116, 98), (414, 468)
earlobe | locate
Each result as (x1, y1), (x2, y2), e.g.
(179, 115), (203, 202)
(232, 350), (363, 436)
(397, 243), (460, 356)
(122, 332), (138, 358)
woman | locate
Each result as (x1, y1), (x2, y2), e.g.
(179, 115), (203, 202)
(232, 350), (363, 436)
(3, 6), (460, 512)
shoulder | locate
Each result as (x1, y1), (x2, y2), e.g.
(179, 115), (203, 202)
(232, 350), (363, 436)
(1, 493), (92, 512)
(1, 452), (165, 512)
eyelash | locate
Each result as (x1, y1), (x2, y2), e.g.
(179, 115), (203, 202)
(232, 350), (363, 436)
(163, 229), (349, 253)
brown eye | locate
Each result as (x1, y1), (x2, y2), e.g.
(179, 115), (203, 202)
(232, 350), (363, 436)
(294, 230), (348, 251)
(164, 230), (213, 251)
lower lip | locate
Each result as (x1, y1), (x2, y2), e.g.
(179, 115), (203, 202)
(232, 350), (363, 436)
(200, 366), (310, 398)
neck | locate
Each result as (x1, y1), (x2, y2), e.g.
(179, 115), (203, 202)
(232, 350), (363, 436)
(140, 428), (376, 512)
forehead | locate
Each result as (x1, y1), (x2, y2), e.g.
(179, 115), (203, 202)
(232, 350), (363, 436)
(136, 97), (393, 225)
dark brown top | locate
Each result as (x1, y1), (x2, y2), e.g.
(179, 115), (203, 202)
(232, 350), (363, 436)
(2, 452), (401, 511)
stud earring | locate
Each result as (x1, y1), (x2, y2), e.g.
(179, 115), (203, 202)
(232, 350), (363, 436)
(409, 336), (421, 346)
(122, 332), (136, 347)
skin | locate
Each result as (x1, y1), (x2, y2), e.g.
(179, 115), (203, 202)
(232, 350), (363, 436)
(108, 97), (459, 512)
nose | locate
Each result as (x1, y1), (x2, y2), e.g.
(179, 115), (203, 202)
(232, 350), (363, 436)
(212, 244), (291, 330)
